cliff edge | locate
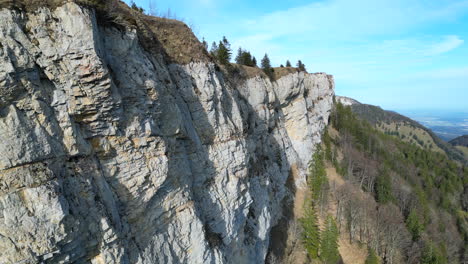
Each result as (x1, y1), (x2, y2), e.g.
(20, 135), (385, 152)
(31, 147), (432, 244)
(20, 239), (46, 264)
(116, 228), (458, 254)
(0, 2), (334, 263)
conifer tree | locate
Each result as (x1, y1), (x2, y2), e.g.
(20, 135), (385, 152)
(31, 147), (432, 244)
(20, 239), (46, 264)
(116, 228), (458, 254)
(210, 41), (218, 57)
(365, 248), (379, 264)
(286, 60), (292, 67)
(300, 200), (321, 259)
(235, 48), (243, 64)
(323, 130), (333, 162)
(235, 48), (255, 66)
(406, 209), (424, 241)
(131, 1), (144, 13)
(375, 169), (392, 204)
(243, 51), (254, 66)
(297, 60), (306, 71)
(217, 38), (231, 65)
(202, 38), (208, 51)
(421, 242), (447, 264)
(252, 56), (257, 67)
(222, 36), (231, 51)
(320, 215), (340, 264)
(309, 145), (328, 203)
(261, 53), (273, 78)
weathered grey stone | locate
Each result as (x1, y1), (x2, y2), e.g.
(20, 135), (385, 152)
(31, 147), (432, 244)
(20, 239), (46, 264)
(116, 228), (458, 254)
(0, 3), (334, 263)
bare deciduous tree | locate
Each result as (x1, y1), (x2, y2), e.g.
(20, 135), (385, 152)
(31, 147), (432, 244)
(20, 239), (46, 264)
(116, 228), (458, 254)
(148, 0), (157, 16)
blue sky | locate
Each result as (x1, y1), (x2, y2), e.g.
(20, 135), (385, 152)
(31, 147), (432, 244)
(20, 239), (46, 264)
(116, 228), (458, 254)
(127, 0), (468, 111)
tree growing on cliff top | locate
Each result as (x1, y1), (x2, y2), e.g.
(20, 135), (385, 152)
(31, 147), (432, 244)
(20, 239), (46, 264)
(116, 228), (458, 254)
(216, 36), (232, 65)
(297, 60), (306, 71)
(148, 0), (157, 16)
(261, 53), (274, 79)
(286, 60), (292, 67)
(235, 47), (256, 67)
(235, 48), (243, 63)
(210, 41), (218, 57)
(201, 38), (208, 51)
(130, 1), (144, 13)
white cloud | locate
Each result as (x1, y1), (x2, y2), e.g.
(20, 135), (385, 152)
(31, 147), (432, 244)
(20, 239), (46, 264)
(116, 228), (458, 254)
(194, 0), (468, 110)
(410, 66), (468, 79)
(368, 35), (464, 59)
(240, 0), (468, 39)
(426, 35), (464, 55)
(230, 0), (467, 70)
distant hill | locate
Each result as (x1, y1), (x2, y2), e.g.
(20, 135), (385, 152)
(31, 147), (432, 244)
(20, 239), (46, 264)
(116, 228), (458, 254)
(450, 135), (468, 159)
(335, 96), (467, 164)
(450, 135), (468, 147)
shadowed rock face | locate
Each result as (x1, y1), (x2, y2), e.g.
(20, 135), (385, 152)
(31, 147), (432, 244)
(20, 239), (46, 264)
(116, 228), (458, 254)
(0, 3), (334, 263)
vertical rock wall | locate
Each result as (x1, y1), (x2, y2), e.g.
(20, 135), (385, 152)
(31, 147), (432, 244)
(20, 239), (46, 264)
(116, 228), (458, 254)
(0, 3), (334, 263)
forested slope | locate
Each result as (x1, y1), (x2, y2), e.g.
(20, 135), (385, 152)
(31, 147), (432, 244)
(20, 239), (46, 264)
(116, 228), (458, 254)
(300, 102), (468, 264)
(347, 101), (466, 164)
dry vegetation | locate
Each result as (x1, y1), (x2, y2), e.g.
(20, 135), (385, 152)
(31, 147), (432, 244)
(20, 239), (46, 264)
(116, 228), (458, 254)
(142, 15), (212, 64)
(226, 65), (303, 82)
(273, 67), (302, 80)
(229, 64), (268, 79)
(321, 103), (468, 264)
(456, 146), (468, 159)
(0, 0), (311, 80)
(349, 103), (466, 164)
(0, 0), (107, 11)
(0, 0), (211, 65)
(377, 122), (444, 154)
(326, 166), (370, 264)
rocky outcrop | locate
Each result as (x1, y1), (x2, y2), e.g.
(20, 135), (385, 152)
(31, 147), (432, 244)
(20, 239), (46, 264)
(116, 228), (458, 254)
(0, 3), (334, 263)
(336, 96), (360, 106)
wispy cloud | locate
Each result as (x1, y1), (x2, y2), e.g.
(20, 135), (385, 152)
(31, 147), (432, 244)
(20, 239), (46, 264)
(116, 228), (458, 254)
(240, 0), (468, 39)
(367, 35), (464, 60)
(144, 0), (468, 110)
(426, 35), (464, 55)
(410, 66), (468, 79)
(230, 0), (467, 71)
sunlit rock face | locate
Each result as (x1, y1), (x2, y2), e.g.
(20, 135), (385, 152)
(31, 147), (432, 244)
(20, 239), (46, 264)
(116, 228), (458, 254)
(0, 3), (334, 263)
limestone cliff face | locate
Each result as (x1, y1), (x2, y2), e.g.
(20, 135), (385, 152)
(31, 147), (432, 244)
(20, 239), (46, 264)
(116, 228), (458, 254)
(0, 3), (334, 263)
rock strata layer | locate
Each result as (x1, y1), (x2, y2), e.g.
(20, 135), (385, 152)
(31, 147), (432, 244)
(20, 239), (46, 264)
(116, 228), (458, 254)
(0, 3), (334, 263)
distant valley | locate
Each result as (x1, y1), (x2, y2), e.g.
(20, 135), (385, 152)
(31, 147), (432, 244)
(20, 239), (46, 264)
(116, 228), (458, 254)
(400, 110), (468, 141)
